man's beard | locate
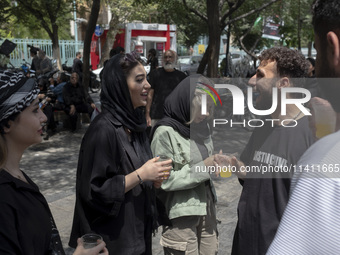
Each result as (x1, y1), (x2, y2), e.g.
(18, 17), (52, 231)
(164, 62), (175, 70)
(255, 90), (274, 111)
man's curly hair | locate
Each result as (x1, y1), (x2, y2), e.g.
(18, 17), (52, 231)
(258, 47), (309, 78)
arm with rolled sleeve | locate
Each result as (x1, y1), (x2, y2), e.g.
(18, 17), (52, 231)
(151, 126), (210, 192)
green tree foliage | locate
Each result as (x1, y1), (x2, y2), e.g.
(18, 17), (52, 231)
(134, 0), (208, 49)
(182, 0), (281, 77)
(279, 0), (314, 50)
(231, 0), (282, 59)
(97, 0), (207, 64)
(232, 0), (315, 58)
(0, 0), (74, 68)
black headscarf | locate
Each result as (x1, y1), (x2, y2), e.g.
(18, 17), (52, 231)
(100, 53), (152, 163)
(101, 53), (159, 239)
(150, 74), (211, 147)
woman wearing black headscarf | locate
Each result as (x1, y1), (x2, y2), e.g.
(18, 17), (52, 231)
(150, 75), (219, 254)
(69, 52), (172, 255)
(0, 70), (108, 254)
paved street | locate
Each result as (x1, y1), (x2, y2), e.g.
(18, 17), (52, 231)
(20, 92), (252, 254)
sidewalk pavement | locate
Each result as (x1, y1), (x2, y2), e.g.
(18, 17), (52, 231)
(21, 106), (250, 254)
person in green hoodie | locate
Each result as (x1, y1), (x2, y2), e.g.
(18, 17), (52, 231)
(150, 75), (219, 255)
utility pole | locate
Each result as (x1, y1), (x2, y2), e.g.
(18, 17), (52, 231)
(73, 0), (78, 53)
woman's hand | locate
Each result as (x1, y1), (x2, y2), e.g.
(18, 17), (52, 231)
(153, 179), (163, 189)
(138, 157), (172, 181)
(204, 155), (216, 167)
(145, 114), (151, 127)
(73, 238), (108, 255)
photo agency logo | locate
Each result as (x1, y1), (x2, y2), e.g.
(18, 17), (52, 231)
(201, 82), (312, 128)
(197, 82), (222, 109)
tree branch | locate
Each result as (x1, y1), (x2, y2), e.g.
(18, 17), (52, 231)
(237, 36), (258, 59)
(182, 0), (208, 23)
(220, 0), (246, 27)
(15, 0), (53, 38)
(227, 0), (280, 25)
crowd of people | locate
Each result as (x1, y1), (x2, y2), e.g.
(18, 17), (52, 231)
(0, 0), (340, 254)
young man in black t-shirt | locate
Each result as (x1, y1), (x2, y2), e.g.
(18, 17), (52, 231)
(216, 47), (315, 255)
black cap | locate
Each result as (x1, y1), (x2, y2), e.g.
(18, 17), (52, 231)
(0, 39), (16, 56)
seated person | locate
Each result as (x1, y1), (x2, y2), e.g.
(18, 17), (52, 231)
(37, 82), (56, 140)
(49, 72), (68, 111)
(63, 72), (96, 131)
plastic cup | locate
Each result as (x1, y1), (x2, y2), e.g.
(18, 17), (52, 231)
(81, 233), (103, 249)
(220, 166), (232, 178)
(158, 155), (172, 180)
(311, 98), (336, 138)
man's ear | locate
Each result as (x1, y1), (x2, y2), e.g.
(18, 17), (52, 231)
(277, 77), (290, 89)
(326, 31), (340, 68)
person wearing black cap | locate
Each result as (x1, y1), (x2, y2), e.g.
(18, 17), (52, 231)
(0, 70), (108, 255)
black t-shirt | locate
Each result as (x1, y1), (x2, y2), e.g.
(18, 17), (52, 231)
(148, 57), (159, 72)
(72, 58), (83, 75)
(232, 116), (315, 255)
(148, 67), (186, 119)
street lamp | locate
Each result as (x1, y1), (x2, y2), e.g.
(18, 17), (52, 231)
(73, 0), (78, 52)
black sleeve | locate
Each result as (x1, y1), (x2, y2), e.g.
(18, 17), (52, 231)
(31, 61), (36, 71)
(78, 122), (125, 216)
(0, 203), (22, 254)
(62, 84), (72, 106)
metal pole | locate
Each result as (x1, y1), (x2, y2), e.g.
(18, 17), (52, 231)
(73, 0), (78, 53)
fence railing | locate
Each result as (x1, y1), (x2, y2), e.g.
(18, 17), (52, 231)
(0, 38), (83, 68)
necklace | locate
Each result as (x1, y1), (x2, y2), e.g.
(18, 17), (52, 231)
(3, 167), (25, 181)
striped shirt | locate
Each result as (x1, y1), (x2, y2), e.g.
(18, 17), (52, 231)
(267, 130), (340, 254)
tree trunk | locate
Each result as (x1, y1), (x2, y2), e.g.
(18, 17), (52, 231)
(297, 0), (301, 51)
(99, 15), (120, 67)
(82, 0), (100, 90)
(208, 0), (221, 78)
(51, 24), (62, 70)
(307, 41), (312, 57)
(197, 44), (210, 74)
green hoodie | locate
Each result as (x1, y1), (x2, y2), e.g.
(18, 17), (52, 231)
(151, 125), (217, 220)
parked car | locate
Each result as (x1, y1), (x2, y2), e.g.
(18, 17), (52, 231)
(218, 51), (257, 78)
(140, 56), (151, 75)
(178, 55), (203, 75)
